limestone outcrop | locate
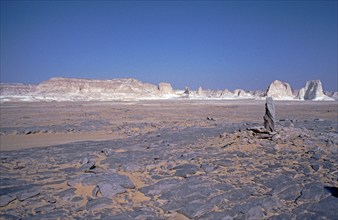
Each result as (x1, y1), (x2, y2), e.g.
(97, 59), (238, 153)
(266, 80), (293, 99)
(197, 86), (203, 95)
(298, 80), (334, 101)
(158, 83), (174, 95)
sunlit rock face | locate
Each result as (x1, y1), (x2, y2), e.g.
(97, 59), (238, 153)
(37, 77), (158, 94)
(233, 89), (252, 98)
(0, 83), (36, 96)
(298, 80), (334, 101)
(266, 80), (294, 100)
(158, 82), (174, 95)
(197, 86), (203, 95)
(35, 77), (161, 100)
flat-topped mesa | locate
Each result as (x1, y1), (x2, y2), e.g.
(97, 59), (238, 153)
(266, 80), (294, 100)
(37, 77), (158, 94)
(264, 97), (275, 133)
(298, 80), (334, 101)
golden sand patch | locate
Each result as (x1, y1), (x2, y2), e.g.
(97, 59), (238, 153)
(131, 190), (151, 203)
(118, 171), (147, 189)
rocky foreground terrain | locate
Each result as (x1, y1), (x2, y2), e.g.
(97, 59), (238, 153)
(0, 100), (337, 219)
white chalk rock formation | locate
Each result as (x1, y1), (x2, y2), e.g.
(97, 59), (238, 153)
(0, 83), (36, 96)
(197, 86), (203, 95)
(298, 80), (334, 101)
(36, 77), (160, 100)
(234, 89), (252, 98)
(158, 83), (174, 95)
(266, 80), (293, 99)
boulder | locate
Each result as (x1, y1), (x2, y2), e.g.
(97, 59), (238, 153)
(266, 80), (293, 99)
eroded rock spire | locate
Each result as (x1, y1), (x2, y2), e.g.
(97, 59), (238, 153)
(264, 97), (275, 132)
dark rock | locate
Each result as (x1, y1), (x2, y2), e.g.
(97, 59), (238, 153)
(216, 183), (233, 192)
(224, 187), (255, 201)
(86, 197), (113, 211)
(264, 97), (275, 132)
(309, 196), (338, 218)
(174, 164), (198, 178)
(264, 175), (292, 189)
(98, 182), (126, 197)
(22, 210), (68, 219)
(178, 200), (216, 219)
(310, 164), (320, 171)
(34, 204), (55, 213)
(68, 173), (95, 187)
(71, 196), (83, 202)
(79, 161), (96, 171)
(17, 190), (40, 201)
(43, 194), (56, 203)
(297, 182), (329, 203)
(140, 178), (183, 197)
(269, 213), (293, 220)
(245, 206), (265, 220)
(56, 188), (76, 200)
(324, 186), (338, 197)
(199, 211), (234, 220)
(277, 185), (302, 201)
(213, 159), (232, 167)
(0, 195), (16, 207)
(81, 173), (135, 189)
(0, 213), (20, 220)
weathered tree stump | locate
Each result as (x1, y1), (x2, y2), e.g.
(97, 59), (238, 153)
(264, 97), (275, 132)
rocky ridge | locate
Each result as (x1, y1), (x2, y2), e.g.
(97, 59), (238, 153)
(0, 77), (336, 102)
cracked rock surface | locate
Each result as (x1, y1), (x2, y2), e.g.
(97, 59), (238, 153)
(0, 100), (337, 219)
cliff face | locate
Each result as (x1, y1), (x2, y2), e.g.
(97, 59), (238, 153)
(0, 84), (36, 96)
(37, 77), (159, 95)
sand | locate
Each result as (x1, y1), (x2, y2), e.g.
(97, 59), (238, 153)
(1, 100), (336, 151)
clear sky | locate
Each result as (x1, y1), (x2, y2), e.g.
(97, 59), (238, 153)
(1, 1), (337, 91)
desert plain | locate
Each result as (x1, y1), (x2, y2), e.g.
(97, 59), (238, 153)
(0, 100), (337, 219)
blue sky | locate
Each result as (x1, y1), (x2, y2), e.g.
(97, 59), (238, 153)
(1, 1), (337, 91)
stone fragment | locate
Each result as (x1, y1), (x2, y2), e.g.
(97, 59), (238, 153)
(57, 188), (76, 200)
(310, 164), (320, 171)
(277, 185), (302, 201)
(34, 204), (55, 213)
(174, 164), (198, 178)
(263, 97), (275, 132)
(97, 182), (126, 197)
(245, 206), (265, 220)
(17, 190), (40, 201)
(0, 195), (16, 207)
(86, 197), (113, 211)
